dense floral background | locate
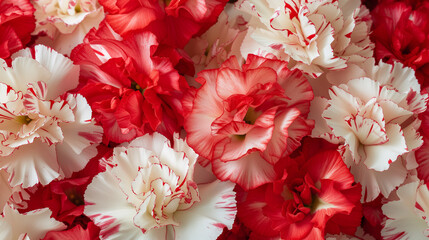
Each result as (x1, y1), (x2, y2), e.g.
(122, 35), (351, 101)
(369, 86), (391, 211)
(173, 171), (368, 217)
(0, 0), (429, 239)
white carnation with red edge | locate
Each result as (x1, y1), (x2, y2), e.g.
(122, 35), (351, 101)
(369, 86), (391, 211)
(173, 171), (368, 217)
(310, 59), (427, 201)
(84, 132), (237, 240)
(239, 0), (373, 77)
(32, 0), (104, 54)
(0, 45), (103, 188)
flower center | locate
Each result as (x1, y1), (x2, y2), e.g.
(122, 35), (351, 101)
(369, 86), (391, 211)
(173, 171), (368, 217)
(402, 46), (411, 55)
(65, 189), (84, 206)
(235, 134), (246, 140)
(16, 115), (32, 125)
(131, 81), (145, 94)
(158, 0), (172, 6)
(74, 4), (82, 13)
(243, 107), (259, 125)
(309, 194), (333, 213)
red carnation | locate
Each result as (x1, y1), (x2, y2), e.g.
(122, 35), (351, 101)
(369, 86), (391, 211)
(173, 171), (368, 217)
(237, 139), (362, 240)
(0, 0), (35, 61)
(371, 0), (429, 88)
(98, 0), (228, 48)
(71, 23), (189, 143)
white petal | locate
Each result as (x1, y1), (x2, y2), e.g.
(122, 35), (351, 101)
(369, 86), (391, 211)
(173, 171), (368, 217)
(326, 63), (367, 86)
(348, 115), (386, 146)
(127, 132), (171, 158)
(85, 171), (144, 240)
(58, 95), (102, 155)
(0, 140), (59, 187)
(0, 170), (12, 213)
(0, 205), (65, 240)
(349, 158), (407, 202)
(173, 134), (198, 180)
(324, 85), (359, 121)
(2, 57), (51, 93)
(346, 77), (379, 103)
(382, 181), (429, 239)
(158, 142), (189, 183)
(402, 119), (423, 152)
(52, 8), (105, 55)
(111, 147), (153, 207)
(309, 97), (332, 137)
(174, 180), (236, 240)
(33, 45), (80, 99)
(363, 124), (407, 171)
(375, 61), (420, 93)
(378, 100), (413, 125)
(56, 144), (98, 178)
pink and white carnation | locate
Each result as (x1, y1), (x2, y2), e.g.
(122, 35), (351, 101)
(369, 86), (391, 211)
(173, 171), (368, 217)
(184, 54), (314, 190)
(382, 177), (429, 239)
(239, 0), (373, 77)
(84, 132), (237, 240)
(310, 59), (428, 201)
(0, 204), (65, 240)
(32, 0), (104, 54)
(0, 45), (103, 188)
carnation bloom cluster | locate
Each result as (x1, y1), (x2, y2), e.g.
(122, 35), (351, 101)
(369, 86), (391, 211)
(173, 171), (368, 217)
(1, 0), (429, 239)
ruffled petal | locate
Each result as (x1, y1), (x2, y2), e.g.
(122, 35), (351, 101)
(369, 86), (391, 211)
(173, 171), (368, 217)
(0, 140), (59, 187)
(85, 171), (143, 240)
(0, 205), (65, 240)
(212, 152), (277, 190)
(174, 180), (236, 240)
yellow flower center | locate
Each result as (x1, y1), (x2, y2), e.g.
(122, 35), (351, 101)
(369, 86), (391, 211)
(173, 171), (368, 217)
(16, 116), (32, 125)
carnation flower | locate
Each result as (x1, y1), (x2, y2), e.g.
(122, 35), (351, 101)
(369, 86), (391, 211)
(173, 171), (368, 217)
(98, 0), (228, 48)
(382, 178), (429, 239)
(371, 0), (429, 88)
(32, 0), (105, 54)
(311, 59), (428, 201)
(84, 133), (237, 239)
(0, 45), (103, 188)
(0, 204), (65, 240)
(184, 54), (314, 190)
(237, 139), (362, 240)
(0, 0), (35, 61)
(72, 26), (189, 143)
(239, 0), (373, 77)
